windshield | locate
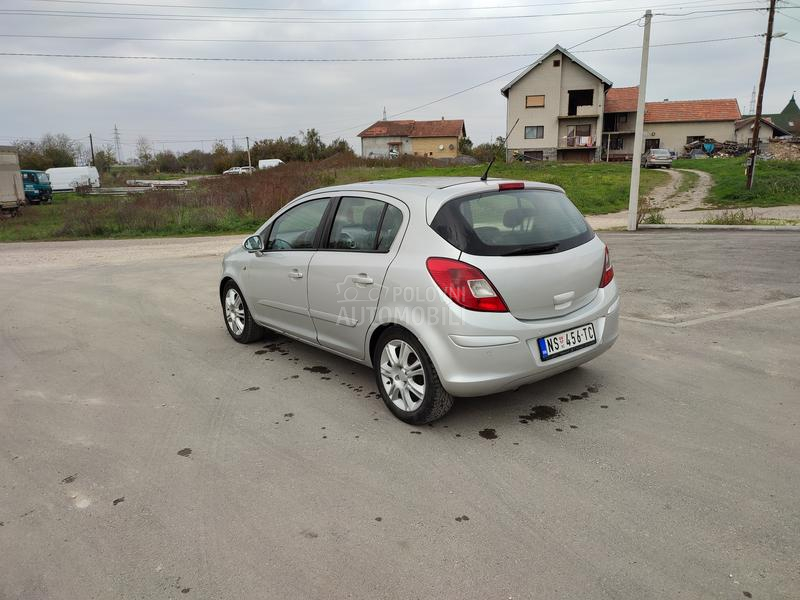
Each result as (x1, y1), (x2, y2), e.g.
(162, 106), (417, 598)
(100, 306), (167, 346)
(431, 189), (594, 256)
(37, 172), (50, 183)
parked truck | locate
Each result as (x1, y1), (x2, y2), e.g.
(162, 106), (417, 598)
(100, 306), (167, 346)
(0, 146), (25, 215)
(21, 169), (53, 204)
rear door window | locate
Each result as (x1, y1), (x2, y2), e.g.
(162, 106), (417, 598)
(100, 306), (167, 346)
(431, 189), (593, 256)
(328, 197), (384, 250)
(326, 198), (404, 252)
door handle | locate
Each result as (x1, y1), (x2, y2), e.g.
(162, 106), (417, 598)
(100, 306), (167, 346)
(288, 270), (303, 279)
(352, 275), (373, 286)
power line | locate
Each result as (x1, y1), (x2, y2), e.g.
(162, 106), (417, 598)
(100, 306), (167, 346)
(0, 2), (769, 24)
(0, 12), (750, 45)
(0, 33), (765, 64)
(20, 0), (642, 12)
(320, 26), (760, 137)
(0, 25), (641, 45)
(776, 9), (800, 21)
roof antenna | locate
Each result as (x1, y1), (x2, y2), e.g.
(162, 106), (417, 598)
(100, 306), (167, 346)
(481, 118), (519, 181)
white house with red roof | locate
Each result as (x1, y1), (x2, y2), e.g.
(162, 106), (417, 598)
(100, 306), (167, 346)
(502, 46), (743, 162)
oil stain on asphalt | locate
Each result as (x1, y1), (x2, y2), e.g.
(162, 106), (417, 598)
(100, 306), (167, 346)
(60, 474), (77, 484)
(478, 428), (498, 440)
(518, 405), (559, 424)
(177, 448), (192, 457)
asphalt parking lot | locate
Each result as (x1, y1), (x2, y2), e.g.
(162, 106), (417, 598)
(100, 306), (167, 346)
(1, 231), (798, 599)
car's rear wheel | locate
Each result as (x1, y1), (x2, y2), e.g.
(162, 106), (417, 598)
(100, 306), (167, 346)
(222, 281), (264, 343)
(373, 327), (454, 424)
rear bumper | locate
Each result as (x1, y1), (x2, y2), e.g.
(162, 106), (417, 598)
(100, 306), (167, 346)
(418, 283), (620, 397)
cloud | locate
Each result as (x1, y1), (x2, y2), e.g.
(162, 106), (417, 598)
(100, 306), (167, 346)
(1, 0), (797, 153)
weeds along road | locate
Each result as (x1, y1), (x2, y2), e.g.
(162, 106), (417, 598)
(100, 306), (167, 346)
(1, 231), (799, 599)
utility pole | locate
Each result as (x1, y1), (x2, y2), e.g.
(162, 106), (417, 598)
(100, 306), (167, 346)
(246, 135), (252, 171)
(113, 124), (122, 163)
(746, 0), (777, 190)
(627, 9), (652, 231)
(88, 133), (95, 166)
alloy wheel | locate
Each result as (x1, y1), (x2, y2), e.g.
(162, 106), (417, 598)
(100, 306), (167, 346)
(224, 288), (245, 336)
(379, 339), (426, 412)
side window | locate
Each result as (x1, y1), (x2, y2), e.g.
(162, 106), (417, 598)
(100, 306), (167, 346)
(377, 205), (403, 251)
(328, 197), (385, 250)
(266, 198), (329, 250)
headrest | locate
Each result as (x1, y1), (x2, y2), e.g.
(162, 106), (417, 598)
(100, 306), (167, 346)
(503, 206), (535, 229)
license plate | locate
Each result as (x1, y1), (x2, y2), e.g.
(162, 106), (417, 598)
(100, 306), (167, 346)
(538, 323), (596, 361)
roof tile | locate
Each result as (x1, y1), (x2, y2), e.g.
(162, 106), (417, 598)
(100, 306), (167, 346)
(358, 119), (465, 138)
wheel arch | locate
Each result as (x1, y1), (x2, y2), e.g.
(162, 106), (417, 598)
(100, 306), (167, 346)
(219, 276), (235, 306)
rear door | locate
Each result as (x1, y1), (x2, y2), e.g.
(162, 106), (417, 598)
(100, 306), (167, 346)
(307, 195), (407, 359)
(431, 187), (603, 320)
(242, 197), (330, 343)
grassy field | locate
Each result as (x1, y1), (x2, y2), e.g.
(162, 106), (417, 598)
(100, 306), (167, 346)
(0, 159), (667, 242)
(673, 157), (800, 207)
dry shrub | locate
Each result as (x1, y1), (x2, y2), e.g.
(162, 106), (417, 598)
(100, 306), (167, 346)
(53, 156), (439, 237)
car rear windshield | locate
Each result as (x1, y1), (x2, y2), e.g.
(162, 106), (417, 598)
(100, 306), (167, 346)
(652, 149), (671, 156)
(430, 189), (594, 256)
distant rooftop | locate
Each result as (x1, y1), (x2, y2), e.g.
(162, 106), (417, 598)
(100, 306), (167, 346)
(358, 119), (466, 139)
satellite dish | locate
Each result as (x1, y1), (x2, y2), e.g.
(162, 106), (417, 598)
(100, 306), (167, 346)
(438, 144), (445, 150)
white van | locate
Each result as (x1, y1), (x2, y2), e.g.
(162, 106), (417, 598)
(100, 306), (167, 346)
(46, 166), (101, 191)
(257, 159), (284, 170)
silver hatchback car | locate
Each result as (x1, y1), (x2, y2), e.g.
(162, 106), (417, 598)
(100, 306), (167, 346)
(220, 177), (619, 423)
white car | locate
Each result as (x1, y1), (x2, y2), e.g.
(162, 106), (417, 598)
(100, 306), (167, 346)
(220, 177), (619, 423)
(223, 166), (256, 175)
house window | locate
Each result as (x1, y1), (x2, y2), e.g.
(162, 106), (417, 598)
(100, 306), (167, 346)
(525, 95), (545, 108)
(645, 138), (660, 150)
(568, 124), (591, 137)
(608, 136), (624, 150)
(618, 113), (628, 124)
(524, 126), (544, 139)
(686, 135), (704, 144)
(553, 59), (561, 67)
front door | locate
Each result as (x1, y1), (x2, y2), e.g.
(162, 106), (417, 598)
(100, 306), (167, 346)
(242, 197), (330, 343)
(307, 196), (407, 359)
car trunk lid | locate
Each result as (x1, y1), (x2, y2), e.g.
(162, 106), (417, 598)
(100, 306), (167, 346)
(460, 236), (604, 320)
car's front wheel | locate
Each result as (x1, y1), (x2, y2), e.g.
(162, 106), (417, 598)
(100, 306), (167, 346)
(373, 327), (454, 424)
(222, 281), (264, 343)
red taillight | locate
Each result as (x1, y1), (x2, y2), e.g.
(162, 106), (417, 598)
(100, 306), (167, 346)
(426, 257), (509, 312)
(599, 246), (614, 288)
(498, 182), (525, 191)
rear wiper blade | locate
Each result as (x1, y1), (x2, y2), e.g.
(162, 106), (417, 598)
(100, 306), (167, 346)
(502, 243), (559, 256)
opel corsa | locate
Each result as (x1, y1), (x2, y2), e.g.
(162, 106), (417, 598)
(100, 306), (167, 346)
(220, 177), (619, 423)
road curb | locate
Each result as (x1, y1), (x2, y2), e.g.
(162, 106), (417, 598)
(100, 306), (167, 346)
(638, 224), (800, 232)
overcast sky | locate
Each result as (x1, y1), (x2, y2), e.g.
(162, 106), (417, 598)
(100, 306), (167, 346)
(0, 0), (797, 159)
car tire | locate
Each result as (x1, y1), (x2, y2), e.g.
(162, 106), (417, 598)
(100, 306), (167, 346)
(222, 280), (264, 344)
(373, 327), (454, 424)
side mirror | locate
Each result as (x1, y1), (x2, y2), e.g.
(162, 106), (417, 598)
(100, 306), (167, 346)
(243, 235), (264, 253)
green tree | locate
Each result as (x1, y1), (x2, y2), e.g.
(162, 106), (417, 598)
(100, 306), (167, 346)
(93, 146), (117, 173)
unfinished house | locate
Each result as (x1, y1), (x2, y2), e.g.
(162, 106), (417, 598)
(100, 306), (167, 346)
(501, 45), (610, 162)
